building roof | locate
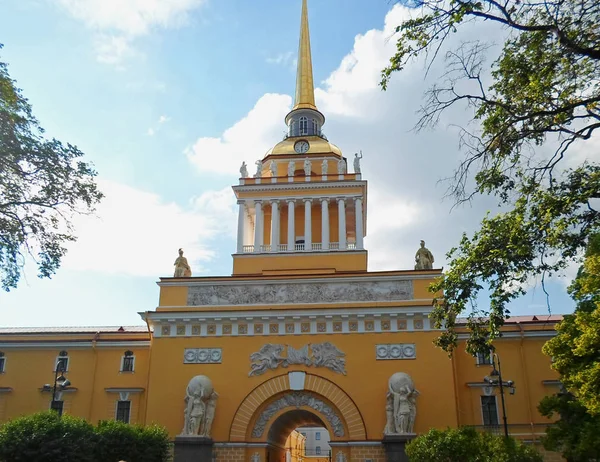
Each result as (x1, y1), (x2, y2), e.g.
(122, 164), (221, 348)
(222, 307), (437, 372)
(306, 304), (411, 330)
(456, 314), (563, 325)
(0, 326), (148, 335)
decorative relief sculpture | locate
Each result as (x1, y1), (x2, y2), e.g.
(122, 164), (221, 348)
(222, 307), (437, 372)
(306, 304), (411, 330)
(376, 344), (416, 360)
(254, 160), (263, 178)
(174, 248), (192, 277)
(251, 453), (260, 462)
(288, 160), (295, 177)
(249, 342), (346, 376)
(353, 151), (363, 174)
(322, 158), (328, 175)
(240, 161), (248, 178)
(337, 158), (346, 174)
(252, 392), (345, 438)
(187, 279), (413, 306)
(336, 452), (347, 462)
(304, 158), (312, 176)
(181, 375), (218, 438)
(269, 160), (277, 177)
(414, 240), (434, 270)
(184, 348), (222, 364)
(384, 372), (419, 435)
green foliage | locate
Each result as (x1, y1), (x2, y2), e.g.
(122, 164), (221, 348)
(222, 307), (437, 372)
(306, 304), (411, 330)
(381, 0), (600, 353)
(0, 412), (171, 462)
(405, 426), (543, 462)
(0, 44), (103, 291)
(538, 393), (600, 461)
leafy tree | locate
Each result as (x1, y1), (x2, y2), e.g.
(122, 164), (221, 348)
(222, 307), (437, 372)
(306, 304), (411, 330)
(381, 0), (600, 354)
(405, 426), (543, 462)
(0, 44), (103, 291)
(0, 412), (171, 462)
(538, 392), (600, 462)
(542, 233), (600, 416)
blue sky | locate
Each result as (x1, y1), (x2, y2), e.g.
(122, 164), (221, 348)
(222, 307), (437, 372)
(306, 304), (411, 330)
(0, 0), (578, 327)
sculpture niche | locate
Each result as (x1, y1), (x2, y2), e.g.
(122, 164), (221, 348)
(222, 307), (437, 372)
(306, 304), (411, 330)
(384, 372), (419, 435)
(181, 375), (218, 438)
(174, 248), (192, 277)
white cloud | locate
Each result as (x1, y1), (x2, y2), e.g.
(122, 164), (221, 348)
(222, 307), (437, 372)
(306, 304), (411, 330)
(58, 0), (207, 65)
(186, 93), (292, 176)
(147, 128), (155, 136)
(158, 115), (170, 124)
(63, 179), (234, 277)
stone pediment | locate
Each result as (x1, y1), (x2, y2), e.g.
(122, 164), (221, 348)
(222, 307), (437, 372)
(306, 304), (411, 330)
(186, 278), (413, 306)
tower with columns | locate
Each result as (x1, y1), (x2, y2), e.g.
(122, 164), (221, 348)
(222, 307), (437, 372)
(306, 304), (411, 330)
(232, 0), (367, 276)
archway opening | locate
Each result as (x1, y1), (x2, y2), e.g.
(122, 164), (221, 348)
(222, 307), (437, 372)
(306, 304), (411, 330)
(267, 410), (331, 462)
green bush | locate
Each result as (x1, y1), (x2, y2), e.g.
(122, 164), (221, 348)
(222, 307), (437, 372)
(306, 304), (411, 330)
(0, 412), (171, 462)
(405, 427), (543, 462)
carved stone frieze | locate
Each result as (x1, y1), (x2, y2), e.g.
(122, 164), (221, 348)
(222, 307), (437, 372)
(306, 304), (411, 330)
(187, 279), (413, 306)
(376, 344), (416, 360)
(249, 343), (346, 376)
(251, 392), (345, 438)
(184, 348), (222, 364)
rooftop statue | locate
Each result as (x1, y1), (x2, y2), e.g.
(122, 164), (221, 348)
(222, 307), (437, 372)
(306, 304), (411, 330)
(269, 160), (277, 177)
(337, 158), (346, 174)
(239, 161), (248, 178)
(304, 158), (312, 176)
(174, 248), (192, 277)
(254, 160), (263, 178)
(322, 158), (328, 175)
(288, 160), (295, 177)
(353, 151), (363, 174)
(414, 240), (434, 270)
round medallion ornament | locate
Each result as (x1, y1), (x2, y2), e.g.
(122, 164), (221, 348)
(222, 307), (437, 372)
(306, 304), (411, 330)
(294, 140), (310, 153)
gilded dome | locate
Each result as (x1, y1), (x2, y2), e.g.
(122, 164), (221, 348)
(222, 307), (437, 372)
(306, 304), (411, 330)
(269, 136), (342, 157)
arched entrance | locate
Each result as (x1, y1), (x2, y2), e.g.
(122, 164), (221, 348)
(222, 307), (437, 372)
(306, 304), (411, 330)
(229, 372), (367, 462)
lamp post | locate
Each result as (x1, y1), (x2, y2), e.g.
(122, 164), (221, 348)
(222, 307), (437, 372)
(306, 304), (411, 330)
(483, 352), (515, 438)
(42, 364), (71, 417)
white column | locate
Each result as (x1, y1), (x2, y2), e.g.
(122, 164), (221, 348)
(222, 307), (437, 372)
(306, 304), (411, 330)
(236, 201), (245, 253)
(355, 197), (364, 250)
(321, 198), (329, 250)
(287, 200), (295, 251)
(254, 201), (263, 252)
(304, 199), (312, 250)
(270, 200), (279, 252)
(338, 198), (346, 250)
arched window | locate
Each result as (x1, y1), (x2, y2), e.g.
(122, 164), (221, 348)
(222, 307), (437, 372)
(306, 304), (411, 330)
(0, 352), (5, 373)
(121, 350), (135, 372)
(299, 116), (308, 135)
(312, 118), (318, 135)
(55, 350), (69, 372)
(289, 120), (296, 137)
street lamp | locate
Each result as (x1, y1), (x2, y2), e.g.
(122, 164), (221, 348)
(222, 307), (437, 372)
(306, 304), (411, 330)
(483, 352), (515, 438)
(42, 364), (72, 417)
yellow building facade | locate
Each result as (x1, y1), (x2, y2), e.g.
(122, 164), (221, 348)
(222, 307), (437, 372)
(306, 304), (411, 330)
(0, 1), (564, 461)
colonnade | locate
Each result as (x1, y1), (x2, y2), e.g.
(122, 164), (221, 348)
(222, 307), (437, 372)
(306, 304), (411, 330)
(236, 197), (364, 253)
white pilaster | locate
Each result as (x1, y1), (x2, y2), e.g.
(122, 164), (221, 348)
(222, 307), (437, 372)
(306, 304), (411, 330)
(254, 201), (263, 252)
(236, 201), (245, 253)
(287, 200), (295, 251)
(304, 199), (312, 250)
(338, 198), (347, 250)
(270, 200), (280, 252)
(355, 197), (364, 250)
(321, 198), (329, 250)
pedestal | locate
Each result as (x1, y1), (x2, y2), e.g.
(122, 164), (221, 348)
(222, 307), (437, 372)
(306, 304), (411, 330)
(382, 434), (416, 462)
(174, 436), (214, 462)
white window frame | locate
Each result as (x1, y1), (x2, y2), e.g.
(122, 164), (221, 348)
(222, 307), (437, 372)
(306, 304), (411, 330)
(315, 431), (321, 440)
(0, 352), (5, 373)
(480, 395), (499, 426)
(312, 118), (318, 135)
(120, 352), (135, 373)
(300, 116), (308, 135)
(55, 352), (69, 372)
(115, 400), (131, 424)
(476, 351), (493, 366)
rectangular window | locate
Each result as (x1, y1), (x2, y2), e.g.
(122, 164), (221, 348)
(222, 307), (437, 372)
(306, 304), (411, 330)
(481, 396), (499, 426)
(315, 447), (321, 455)
(315, 431), (320, 440)
(50, 400), (64, 414)
(121, 355), (135, 372)
(116, 401), (131, 423)
(0, 353), (5, 373)
(476, 351), (493, 365)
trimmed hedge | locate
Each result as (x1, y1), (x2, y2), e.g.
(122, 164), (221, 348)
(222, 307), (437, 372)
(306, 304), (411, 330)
(405, 426), (543, 462)
(0, 412), (170, 462)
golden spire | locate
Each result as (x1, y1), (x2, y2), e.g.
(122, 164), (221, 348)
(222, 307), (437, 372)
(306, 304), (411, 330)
(293, 0), (317, 111)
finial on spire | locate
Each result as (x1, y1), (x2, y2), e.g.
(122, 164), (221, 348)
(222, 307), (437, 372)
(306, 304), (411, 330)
(293, 0), (317, 111)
